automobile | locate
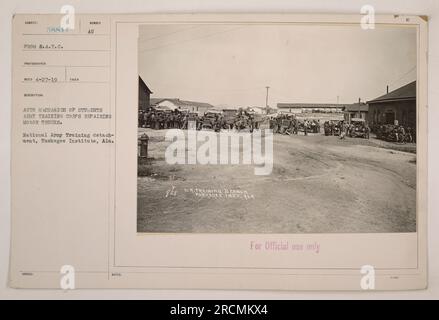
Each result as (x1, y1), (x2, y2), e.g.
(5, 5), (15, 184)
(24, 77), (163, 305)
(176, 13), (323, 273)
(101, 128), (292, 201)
(348, 118), (370, 139)
(375, 124), (397, 141)
(329, 120), (341, 136)
(234, 115), (251, 131)
(375, 124), (414, 143)
(297, 120), (312, 133)
(276, 118), (291, 134)
(200, 111), (221, 130)
(222, 109), (237, 129)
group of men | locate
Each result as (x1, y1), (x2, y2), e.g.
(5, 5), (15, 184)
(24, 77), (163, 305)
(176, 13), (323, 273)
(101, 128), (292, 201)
(138, 109), (190, 130)
(375, 124), (416, 143)
(138, 108), (260, 132)
(270, 114), (320, 136)
(323, 120), (371, 139)
(392, 125), (415, 143)
(323, 121), (340, 136)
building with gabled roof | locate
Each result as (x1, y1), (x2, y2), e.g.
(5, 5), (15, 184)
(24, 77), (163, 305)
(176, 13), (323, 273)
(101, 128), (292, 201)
(155, 98), (215, 115)
(138, 76), (153, 111)
(367, 81), (416, 128)
(344, 101), (369, 123)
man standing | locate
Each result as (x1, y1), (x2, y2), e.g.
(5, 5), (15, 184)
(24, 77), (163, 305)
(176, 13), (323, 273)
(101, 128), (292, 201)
(339, 121), (347, 139)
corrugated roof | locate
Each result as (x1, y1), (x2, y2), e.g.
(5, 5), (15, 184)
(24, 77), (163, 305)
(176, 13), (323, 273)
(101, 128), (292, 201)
(150, 98), (165, 105)
(345, 103), (369, 112)
(277, 103), (346, 109)
(157, 98), (214, 109)
(367, 81), (416, 104)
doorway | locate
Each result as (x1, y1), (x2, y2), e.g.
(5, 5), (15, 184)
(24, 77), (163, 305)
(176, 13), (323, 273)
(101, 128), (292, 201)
(385, 111), (395, 125)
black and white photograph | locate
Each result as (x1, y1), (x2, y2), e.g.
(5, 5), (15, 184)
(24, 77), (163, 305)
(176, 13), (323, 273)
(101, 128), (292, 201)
(4, 6), (433, 295)
(137, 23), (417, 234)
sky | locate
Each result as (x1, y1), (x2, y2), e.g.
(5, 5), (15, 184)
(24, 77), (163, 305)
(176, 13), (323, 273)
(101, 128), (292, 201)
(138, 24), (417, 108)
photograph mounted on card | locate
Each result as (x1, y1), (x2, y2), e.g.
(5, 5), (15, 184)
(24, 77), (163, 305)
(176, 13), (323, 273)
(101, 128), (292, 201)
(9, 13), (428, 290)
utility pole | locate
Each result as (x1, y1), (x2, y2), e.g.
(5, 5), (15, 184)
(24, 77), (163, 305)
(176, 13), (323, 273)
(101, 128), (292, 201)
(265, 86), (270, 109)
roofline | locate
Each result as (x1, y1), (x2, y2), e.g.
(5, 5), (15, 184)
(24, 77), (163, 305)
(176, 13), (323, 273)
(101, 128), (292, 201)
(277, 104), (346, 108)
(367, 80), (416, 104)
(345, 108), (369, 112)
(367, 97), (416, 104)
(157, 98), (214, 108)
(138, 76), (153, 94)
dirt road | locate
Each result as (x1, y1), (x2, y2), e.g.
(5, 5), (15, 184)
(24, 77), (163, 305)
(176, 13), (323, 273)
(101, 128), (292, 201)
(137, 129), (416, 233)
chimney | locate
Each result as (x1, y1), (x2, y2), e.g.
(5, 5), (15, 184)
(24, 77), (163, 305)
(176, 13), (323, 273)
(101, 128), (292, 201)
(386, 85), (389, 94)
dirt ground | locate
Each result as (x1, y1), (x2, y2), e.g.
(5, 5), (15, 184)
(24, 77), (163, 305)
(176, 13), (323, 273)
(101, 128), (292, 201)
(137, 128), (416, 233)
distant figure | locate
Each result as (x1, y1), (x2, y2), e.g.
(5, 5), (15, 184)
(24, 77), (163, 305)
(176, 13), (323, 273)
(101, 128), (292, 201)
(406, 127), (413, 143)
(339, 121), (348, 139)
(398, 125), (406, 144)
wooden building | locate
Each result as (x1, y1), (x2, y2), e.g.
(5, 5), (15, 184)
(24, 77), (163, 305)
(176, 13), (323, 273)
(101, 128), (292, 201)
(344, 101), (369, 124)
(367, 81), (416, 128)
(138, 76), (153, 111)
(155, 98), (214, 115)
